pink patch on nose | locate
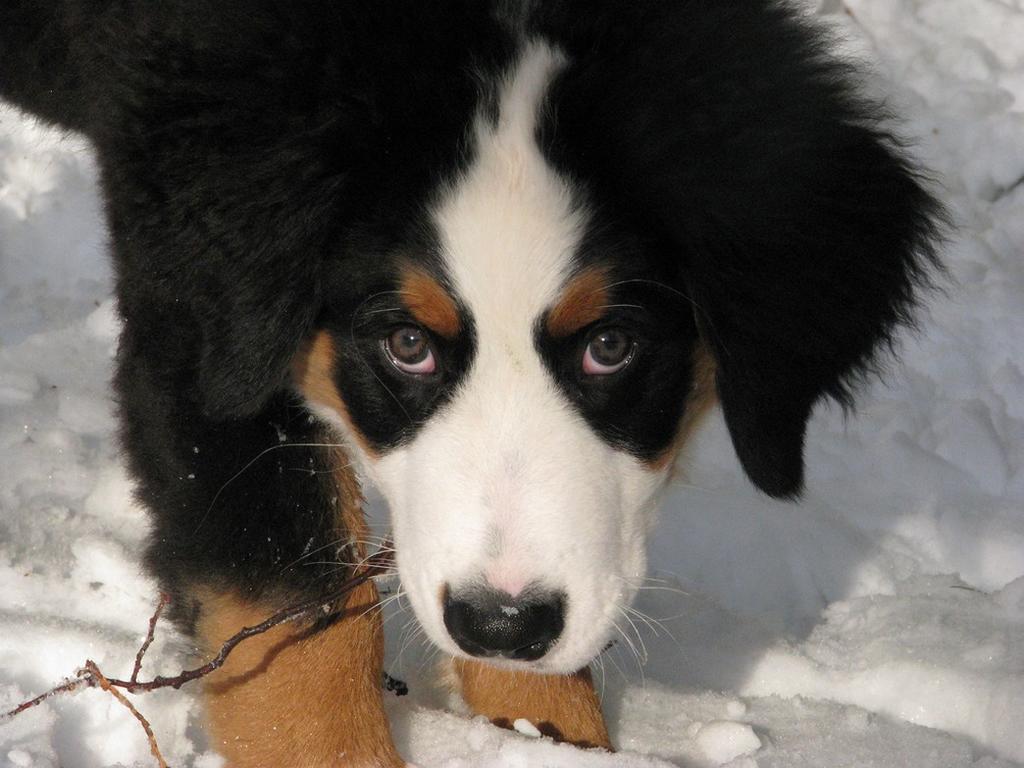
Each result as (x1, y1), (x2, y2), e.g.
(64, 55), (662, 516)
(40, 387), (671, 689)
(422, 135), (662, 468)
(484, 564), (528, 598)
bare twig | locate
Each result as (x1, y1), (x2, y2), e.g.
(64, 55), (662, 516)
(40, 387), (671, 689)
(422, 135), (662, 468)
(132, 593), (171, 684)
(86, 660), (169, 768)
(106, 549), (392, 694)
(1, 546), (396, 767)
(2, 676), (90, 719)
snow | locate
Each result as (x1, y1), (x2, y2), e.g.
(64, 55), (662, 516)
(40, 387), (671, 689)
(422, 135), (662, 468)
(2, 0), (1024, 766)
(512, 719), (542, 739)
(689, 721), (761, 764)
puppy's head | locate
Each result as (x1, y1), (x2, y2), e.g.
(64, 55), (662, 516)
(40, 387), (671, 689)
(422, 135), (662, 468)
(290, 28), (940, 673)
(59, 3), (934, 673)
(295, 46), (707, 672)
(2, 0), (938, 672)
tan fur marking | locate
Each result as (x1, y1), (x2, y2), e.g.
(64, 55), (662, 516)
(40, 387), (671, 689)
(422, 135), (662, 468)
(546, 267), (612, 338)
(292, 330), (379, 460)
(333, 446), (369, 555)
(451, 658), (612, 750)
(400, 264), (461, 338)
(648, 342), (719, 473)
(198, 580), (400, 768)
(195, 420), (400, 766)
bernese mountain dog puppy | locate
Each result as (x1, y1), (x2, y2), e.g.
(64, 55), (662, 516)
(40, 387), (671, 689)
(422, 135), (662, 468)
(1, 0), (942, 765)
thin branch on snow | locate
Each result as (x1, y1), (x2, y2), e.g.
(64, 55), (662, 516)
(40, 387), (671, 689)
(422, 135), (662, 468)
(1, 547), (395, 765)
(86, 660), (169, 768)
(132, 592), (170, 684)
(2, 677), (90, 720)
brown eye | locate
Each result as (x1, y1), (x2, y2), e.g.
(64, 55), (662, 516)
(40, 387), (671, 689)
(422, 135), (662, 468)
(385, 327), (436, 374)
(582, 329), (635, 375)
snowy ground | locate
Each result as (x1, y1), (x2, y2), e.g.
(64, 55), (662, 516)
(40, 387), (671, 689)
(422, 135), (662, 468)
(2, 1), (1024, 766)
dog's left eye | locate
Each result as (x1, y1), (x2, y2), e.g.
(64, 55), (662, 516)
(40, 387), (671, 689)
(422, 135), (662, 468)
(582, 329), (635, 375)
(384, 326), (436, 375)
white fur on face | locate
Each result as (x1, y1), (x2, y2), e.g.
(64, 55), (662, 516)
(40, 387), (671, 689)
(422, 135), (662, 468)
(359, 42), (670, 673)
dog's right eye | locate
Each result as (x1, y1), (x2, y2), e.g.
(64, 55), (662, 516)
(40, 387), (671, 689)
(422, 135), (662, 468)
(384, 326), (436, 375)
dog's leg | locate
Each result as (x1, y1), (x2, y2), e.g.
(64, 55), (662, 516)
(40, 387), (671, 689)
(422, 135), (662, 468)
(188, 439), (403, 768)
(196, 578), (402, 768)
(450, 658), (612, 750)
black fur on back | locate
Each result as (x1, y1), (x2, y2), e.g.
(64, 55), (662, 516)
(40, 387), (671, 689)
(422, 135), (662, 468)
(0, 0), (942, 615)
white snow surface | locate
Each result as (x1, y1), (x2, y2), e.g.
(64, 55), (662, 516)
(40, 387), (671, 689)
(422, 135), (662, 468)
(2, 1), (1024, 766)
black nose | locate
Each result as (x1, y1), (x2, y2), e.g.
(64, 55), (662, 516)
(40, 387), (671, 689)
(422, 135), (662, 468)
(443, 586), (565, 662)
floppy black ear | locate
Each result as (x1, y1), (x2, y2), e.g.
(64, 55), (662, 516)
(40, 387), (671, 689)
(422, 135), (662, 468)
(110, 145), (333, 420)
(188, 237), (326, 420)
(683, 117), (941, 498)
(545, 1), (943, 497)
(668, 22), (943, 499)
(102, 8), (349, 420)
(114, 189), (327, 417)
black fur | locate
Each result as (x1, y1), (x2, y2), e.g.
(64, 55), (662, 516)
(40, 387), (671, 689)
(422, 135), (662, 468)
(0, 0), (941, 622)
(536, 246), (703, 462)
(2, 0), (512, 611)
(322, 240), (479, 452)
(536, 0), (943, 495)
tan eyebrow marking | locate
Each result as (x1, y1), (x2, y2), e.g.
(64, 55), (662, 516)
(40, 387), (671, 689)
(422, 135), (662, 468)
(399, 264), (461, 338)
(546, 266), (612, 338)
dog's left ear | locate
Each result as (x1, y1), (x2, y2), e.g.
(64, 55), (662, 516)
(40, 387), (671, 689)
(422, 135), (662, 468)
(683, 121), (941, 501)
(189, 237), (325, 420)
(111, 159), (332, 421)
(664, 28), (943, 499)
(674, 102), (942, 499)
(553, 5), (944, 498)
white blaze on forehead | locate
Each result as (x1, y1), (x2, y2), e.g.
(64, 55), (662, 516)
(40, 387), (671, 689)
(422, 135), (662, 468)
(433, 41), (584, 346)
(372, 40), (665, 673)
